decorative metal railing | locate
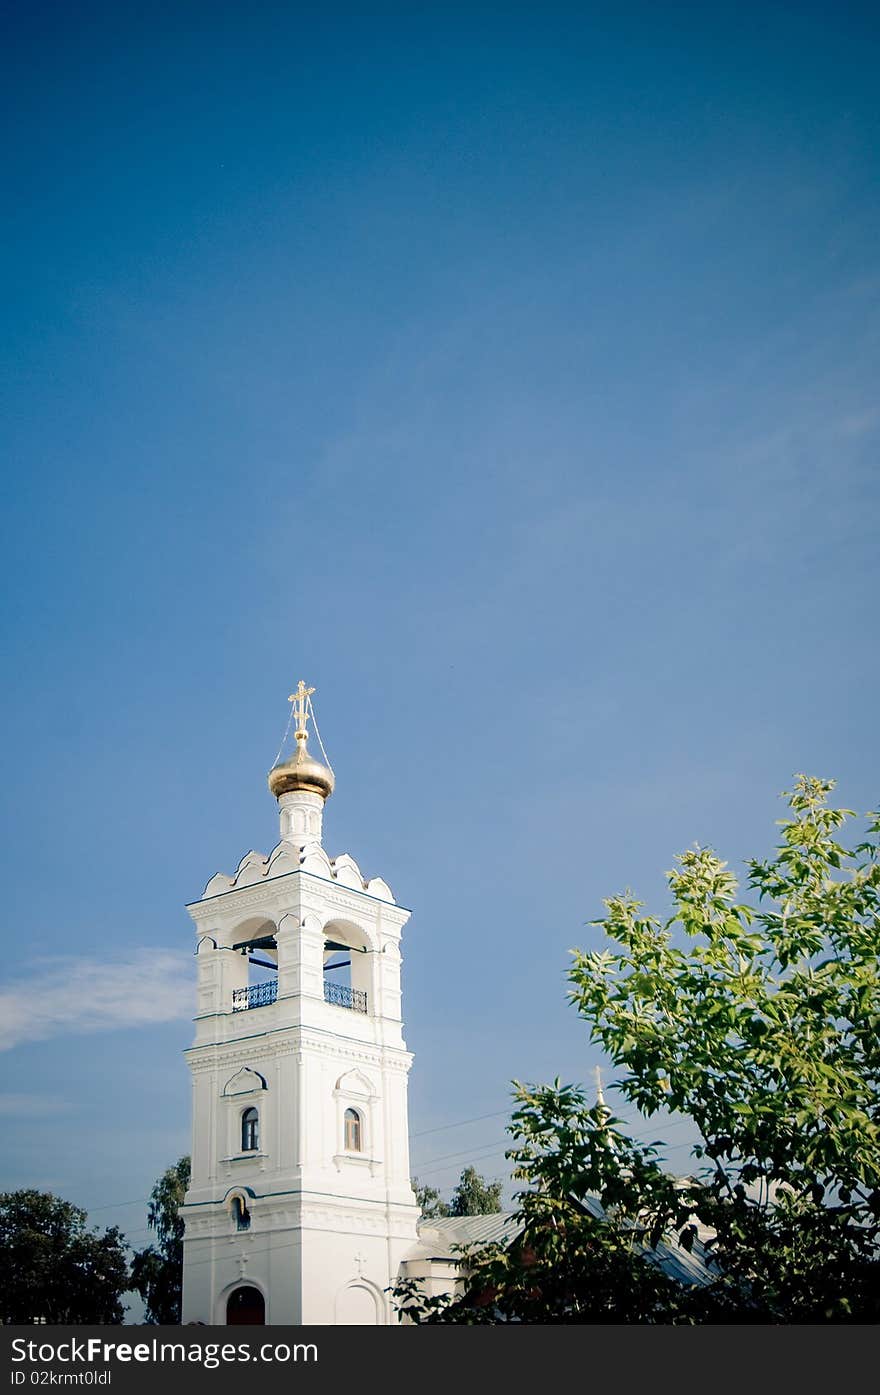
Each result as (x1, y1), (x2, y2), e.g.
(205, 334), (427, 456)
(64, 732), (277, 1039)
(324, 982), (367, 1014)
(232, 980), (278, 1012)
(231, 979), (367, 1014)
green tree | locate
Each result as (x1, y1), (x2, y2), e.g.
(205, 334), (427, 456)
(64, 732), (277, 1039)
(449, 1166), (503, 1216)
(570, 776), (880, 1321)
(130, 1156), (190, 1324)
(394, 1088), (686, 1323)
(394, 778), (880, 1323)
(412, 1167), (502, 1221)
(412, 1178), (451, 1218)
(0, 1190), (129, 1324)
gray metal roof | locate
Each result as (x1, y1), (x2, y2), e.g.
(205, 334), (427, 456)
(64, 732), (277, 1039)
(417, 1205), (716, 1287)
(417, 1212), (522, 1250)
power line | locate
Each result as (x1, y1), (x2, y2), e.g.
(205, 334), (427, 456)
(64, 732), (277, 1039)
(411, 1135), (509, 1172)
(411, 1108), (511, 1138)
(87, 1196), (150, 1214)
(415, 1143), (511, 1180)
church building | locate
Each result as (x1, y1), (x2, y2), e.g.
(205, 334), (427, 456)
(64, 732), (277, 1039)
(180, 683), (423, 1324)
(180, 682), (715, 1324)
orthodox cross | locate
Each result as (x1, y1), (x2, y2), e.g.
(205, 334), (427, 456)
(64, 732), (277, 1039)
(289, 680), (315, 740)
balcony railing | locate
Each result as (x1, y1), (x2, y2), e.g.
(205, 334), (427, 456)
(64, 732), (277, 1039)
(324, 982), (367, 1014)
(231, 979), (367, 1014)
(232, 980), (278, 1012)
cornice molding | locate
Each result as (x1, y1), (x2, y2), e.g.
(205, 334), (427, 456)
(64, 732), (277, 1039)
(185, 1034), (414, 1075)
(188, 868), (410, 920)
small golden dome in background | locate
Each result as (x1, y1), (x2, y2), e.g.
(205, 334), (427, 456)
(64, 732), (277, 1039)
(268, 733), (335, 800)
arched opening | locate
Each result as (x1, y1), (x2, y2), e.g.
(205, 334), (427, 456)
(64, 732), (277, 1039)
(230, 917), (279, 1013)
(323, 920), (370, 1014)
(241, 1107), (259, 1152)
(226, 1286), (265, 1325)
(230, 1195), (251, 1231)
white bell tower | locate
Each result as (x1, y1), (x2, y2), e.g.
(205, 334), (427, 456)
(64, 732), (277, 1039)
(181, 683), (420, 1325)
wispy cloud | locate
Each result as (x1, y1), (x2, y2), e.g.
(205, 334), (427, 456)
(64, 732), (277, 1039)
(0, 951), (193, 1051)
(0, 1093), (74, 1117)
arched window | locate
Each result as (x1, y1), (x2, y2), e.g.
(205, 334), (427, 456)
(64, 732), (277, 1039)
(344, 1108), (362, 1152)
(231, 1195), (250, 1231)
(241, 1107), (259, 1153)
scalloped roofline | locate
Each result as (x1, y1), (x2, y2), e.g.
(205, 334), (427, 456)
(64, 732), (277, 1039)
(186, 866), (411, 915)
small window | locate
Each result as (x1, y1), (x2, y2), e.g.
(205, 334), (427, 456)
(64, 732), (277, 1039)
(344, 1108), (362, 1152)
(241, 1107), (259, 1152)
(231, 1195), (251, 1231)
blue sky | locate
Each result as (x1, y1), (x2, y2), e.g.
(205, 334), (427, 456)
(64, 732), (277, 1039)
(1, 0), (878, 1286)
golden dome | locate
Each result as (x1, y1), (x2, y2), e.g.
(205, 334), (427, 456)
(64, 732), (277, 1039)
(268, 733), (335, 800)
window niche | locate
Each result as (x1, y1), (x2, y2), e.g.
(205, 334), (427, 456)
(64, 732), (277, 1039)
(220, 1068), (268, 1168)
(230, 1194), (251, 1231)
(333, 1069), (377, 1171)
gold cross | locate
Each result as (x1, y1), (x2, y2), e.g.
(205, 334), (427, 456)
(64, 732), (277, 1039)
(288, 680), (315, 739)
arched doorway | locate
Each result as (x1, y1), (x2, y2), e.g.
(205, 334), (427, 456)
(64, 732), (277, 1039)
(226, 1286), (265, 1325)
(336, 1282), (380, 1324)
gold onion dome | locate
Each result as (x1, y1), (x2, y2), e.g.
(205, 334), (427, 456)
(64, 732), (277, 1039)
(267, 680), (334, 800)
(268, 733), (334, 800)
